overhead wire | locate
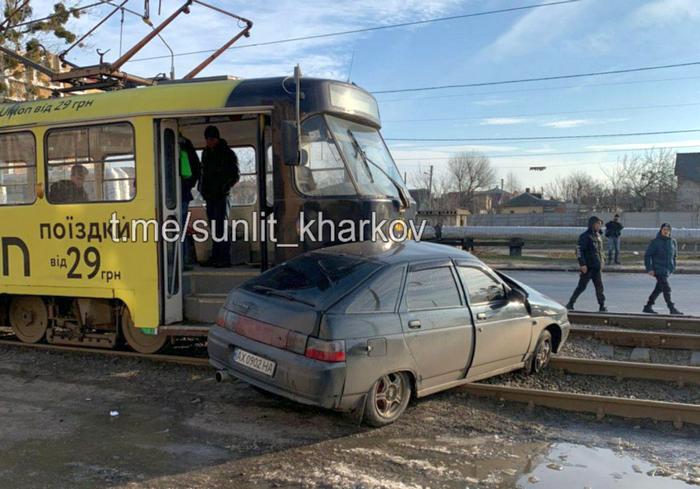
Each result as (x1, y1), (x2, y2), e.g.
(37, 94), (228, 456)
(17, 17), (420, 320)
(125, 0), (584, 63)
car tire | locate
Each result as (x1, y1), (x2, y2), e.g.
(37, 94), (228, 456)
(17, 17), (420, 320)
(526, 329), (553, 375)
(363, 372), (411, 427)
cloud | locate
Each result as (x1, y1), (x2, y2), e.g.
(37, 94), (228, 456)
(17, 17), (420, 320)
(631, 0), (700, 26)
(479, 0), (590, 59)
(542, 119), (595, 129)
(36, 0), (463, 80)
(480, 117), (528, 126)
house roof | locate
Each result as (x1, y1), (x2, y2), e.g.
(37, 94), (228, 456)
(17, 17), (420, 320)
(676, 153), (700, 183)
(503, 192), (561, 208)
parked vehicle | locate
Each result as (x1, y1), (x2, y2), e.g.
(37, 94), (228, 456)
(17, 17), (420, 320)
(208, 240), (570, 426)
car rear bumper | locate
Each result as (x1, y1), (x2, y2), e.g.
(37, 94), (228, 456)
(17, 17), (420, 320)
(208, 325), (359, 411)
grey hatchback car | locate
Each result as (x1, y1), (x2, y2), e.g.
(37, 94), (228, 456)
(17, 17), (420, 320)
(208, 240), (570, 426)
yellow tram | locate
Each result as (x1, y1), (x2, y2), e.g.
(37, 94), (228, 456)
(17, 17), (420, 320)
(0, 76), (413, 353)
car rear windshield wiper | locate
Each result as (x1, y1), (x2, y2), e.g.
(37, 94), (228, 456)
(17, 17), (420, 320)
(250, 285), (316, 307)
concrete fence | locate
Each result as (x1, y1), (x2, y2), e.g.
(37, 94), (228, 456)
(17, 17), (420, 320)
(468, 211), (700, 228)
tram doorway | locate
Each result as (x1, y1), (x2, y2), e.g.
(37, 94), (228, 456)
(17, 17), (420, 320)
(157, 113), (272, 327)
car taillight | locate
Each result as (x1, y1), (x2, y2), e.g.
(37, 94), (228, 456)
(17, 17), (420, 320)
(305, 337), (346, 362)
(217, 309), (238, 331)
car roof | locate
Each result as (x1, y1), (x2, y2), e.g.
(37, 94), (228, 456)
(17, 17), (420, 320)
(312, 240), (483, 266)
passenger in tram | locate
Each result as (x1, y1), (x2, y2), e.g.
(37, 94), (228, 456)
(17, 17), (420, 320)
(179, 134), (201, 270)
(200, 125), (240, 268)
(565, 216), (607, 312)
(49, 164), (90, 203)
(643, 223), (683, 315)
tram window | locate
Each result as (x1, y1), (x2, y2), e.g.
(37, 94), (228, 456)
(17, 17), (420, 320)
(0, 132), (36, 206)
(295, 115), (357, 197)
(228, 146), (256, 207)
(164, 128), (177, 210)
(46, 122), (136, 204)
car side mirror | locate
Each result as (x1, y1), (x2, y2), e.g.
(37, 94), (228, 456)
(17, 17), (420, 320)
(507, 287), (526, 303)
(282, 121), (300, 166)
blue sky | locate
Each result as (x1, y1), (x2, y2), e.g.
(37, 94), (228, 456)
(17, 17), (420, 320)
(34, 0), (700, 191)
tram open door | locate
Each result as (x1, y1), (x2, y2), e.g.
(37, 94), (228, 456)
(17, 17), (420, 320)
(156, 119), (183, 325)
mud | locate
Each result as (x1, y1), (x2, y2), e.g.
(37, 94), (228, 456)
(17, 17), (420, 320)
(0, 345), (698, 488)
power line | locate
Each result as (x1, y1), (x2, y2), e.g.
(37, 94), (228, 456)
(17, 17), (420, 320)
(126, 0), (583, 63)
(382, 101), (700, 123)
(2, 1), (113, 30)
(391, 144), (700, 161)
(386, 128), (700, 142)
(373, 61), (700, 94)
(377, 75), (700, 103)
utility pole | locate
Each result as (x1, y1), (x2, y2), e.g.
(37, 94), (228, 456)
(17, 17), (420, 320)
(427, 164), (434, 210)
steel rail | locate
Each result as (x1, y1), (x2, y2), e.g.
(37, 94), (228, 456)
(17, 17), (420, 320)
(568, 311), (700, 332)
(459, 383), (700, 428)
(2, 338), (699, 426)
(0, 339), (210, 368)
(569, 326), (700, 350)
(551, 356), (700, 385)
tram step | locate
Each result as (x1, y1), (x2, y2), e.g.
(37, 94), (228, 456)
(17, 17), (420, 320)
(184, 293), (227, 323)
(183, 267), (259, 295)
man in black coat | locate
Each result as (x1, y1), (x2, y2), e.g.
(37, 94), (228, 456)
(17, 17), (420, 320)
(604, 214), (624, 264)
(566, 216), (607, 312)
(50, 164), (90, 203)
(200, 126), (240, 267)
(643, 223), (682, 315)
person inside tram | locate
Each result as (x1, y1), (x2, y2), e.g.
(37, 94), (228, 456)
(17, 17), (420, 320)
(199, 125), (239, 268)
(179, 133), (201, 270)
(50, 164), (90, 203)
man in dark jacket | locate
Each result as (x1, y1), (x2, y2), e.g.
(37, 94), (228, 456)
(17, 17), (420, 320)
(566, 216), (607, 312)
(179, 134), (201, 270)
(200, 125), (240, 267)
(643, 223), (682, 315)
(605, 214), (624, 264)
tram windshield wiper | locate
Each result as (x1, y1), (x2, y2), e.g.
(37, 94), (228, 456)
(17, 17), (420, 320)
(346, 129), (410, 209)
(250, 285), (316, 307)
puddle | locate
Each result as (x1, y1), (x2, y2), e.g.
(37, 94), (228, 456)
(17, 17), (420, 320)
(518, 443), (690, 488)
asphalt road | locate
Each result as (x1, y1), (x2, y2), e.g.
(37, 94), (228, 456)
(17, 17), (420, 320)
(505, 270), (700, 316)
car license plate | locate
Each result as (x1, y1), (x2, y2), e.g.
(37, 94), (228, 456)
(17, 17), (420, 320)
(233, 348), (276, 377)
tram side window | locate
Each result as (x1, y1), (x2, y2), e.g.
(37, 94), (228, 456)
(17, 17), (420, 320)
(46, 122), (136, 204)
(0, 132), (36, 205)
(295, 115), (357, 196)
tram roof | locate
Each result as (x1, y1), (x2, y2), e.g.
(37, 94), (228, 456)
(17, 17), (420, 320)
(0, 77), (378, 129)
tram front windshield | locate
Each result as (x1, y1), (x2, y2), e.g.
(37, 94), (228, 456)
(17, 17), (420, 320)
(295, 114), (407, 201)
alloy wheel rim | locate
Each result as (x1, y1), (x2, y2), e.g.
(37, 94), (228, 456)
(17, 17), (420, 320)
(536, 339), (552, 371)
(374, 373), (405, 419)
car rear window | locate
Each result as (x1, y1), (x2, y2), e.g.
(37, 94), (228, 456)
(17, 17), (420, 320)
(243, 252), (382, 308)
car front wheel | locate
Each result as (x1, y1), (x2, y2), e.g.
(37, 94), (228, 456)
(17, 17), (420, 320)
(364, 372), (411, 427)
(527, 329), (553, 375)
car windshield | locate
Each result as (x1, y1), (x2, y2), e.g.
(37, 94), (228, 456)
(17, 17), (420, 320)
(242, 253), (382, 308)
(326, 115), (407, 200)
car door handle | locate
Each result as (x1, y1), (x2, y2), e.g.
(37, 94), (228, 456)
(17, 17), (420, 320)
(476, 312), (487, 320)
(408, 320), (422, 329)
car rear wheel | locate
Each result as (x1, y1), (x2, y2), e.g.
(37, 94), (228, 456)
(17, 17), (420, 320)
(364, 372), (411, 427)
(527, 329), (553, 375)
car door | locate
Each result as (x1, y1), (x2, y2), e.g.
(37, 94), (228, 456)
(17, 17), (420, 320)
(456, 264), (531, 378)
(399, 261), (474, 390)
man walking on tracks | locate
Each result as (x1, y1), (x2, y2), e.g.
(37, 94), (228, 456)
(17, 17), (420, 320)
(643, 223), (683, 315)
(605, 214), (624, 264)
(200, 125), (240, 268)
(566, 216), (607, 312)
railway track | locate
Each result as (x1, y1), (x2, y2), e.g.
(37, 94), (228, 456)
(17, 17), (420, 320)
(569, 326), (700, 350)
(568, 311), (700, 331)
(1, 337), (699, 427)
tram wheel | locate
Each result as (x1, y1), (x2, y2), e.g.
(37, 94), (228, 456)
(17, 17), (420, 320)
(121, 308), (168, 354)
(9, 296), (48, 344)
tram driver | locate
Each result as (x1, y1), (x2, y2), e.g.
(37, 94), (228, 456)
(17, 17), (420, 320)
(50, 164), (90, 203)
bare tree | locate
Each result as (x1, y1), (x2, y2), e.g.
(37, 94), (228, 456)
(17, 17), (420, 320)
(446, 151), (496, 212)
(617, 148), (677, 211)
(503, 171), (522, 193)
